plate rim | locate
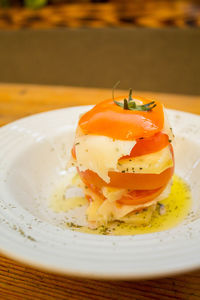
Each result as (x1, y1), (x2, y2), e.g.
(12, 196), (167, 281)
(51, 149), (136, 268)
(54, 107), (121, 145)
(0, 106), (200, 280)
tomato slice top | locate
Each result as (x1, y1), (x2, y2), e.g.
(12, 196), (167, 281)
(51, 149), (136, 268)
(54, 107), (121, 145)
(121, 132), (169, 159)
(79, 96), (164, 140)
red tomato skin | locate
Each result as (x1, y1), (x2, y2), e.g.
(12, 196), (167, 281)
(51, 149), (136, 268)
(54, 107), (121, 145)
(78, 97), (164, 141)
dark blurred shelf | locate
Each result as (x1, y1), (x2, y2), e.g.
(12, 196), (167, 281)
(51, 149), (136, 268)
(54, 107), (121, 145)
(0, 1), (200, 29)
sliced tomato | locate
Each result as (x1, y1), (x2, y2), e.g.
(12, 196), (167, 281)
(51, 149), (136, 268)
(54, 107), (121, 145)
(78, 96), (164, 141)
(117, 185), (166, 205)
(78, 164), (174, 191)
(82, 175), (167, 206)
(76, 142), (174, 191)
(124, 132), (169, 158)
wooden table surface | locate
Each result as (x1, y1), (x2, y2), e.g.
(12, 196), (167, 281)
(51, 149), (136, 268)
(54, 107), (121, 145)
(0, 83), (200, 300)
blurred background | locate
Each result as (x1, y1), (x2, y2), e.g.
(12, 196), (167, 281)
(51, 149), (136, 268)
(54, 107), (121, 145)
(0, 0), (200, 94)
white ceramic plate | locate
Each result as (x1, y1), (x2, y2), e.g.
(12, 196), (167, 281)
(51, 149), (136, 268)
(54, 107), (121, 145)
(0, 106), (200, 280)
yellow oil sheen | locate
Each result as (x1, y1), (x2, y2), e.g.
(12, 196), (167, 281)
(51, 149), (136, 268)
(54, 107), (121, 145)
(66, 175), (191, 235)
(50, 175), (191, 235)
(50, 180), (87, 213)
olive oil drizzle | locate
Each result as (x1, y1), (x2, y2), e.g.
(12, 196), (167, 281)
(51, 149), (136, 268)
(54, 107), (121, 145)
(50, 175), (191, 236)
(65, 175), (191, 235)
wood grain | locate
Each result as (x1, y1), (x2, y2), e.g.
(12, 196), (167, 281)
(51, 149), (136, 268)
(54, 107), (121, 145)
(0, 83), (200, 299)
(0, 254), (200, 300)
(0, 83), (199, 128)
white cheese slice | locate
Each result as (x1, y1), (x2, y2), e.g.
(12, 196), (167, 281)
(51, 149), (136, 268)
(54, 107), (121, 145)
(117, 146), (173, 174)
(75, 135), (136, 183)
(97, 197), (157, 220)
(86, 180), (172, 224)
(102, 186), (127, 202)
(86, 194), (156, 224)
(73, 138), (173, 182)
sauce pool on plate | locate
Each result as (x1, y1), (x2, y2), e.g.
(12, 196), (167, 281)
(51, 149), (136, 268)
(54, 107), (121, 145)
(50, 175), (191, 235)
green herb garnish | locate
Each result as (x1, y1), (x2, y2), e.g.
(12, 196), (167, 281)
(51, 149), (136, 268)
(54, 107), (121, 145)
(112, 83), (156, 112)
